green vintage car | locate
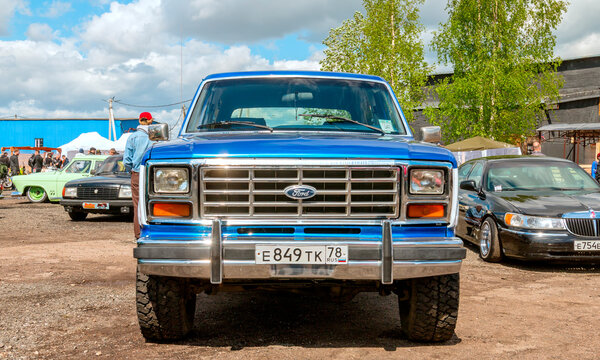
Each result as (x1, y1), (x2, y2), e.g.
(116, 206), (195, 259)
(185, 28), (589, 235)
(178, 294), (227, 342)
(12, 154), (109, 203)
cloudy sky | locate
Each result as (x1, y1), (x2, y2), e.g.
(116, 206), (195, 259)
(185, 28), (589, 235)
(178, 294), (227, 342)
(1, 0), (599, 132)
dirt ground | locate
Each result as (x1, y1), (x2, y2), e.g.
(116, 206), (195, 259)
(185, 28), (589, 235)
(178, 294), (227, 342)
(1, 196), (599, 360)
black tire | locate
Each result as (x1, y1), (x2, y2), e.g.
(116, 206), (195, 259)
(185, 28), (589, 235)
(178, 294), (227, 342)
(478, 217), (502, 262)
(68, 211), (88, 221)
(399, 274), (459, 342)
(136, 268), (196, 341)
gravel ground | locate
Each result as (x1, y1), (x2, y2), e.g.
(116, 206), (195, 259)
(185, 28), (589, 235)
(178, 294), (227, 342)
(1, 196), (599, 359)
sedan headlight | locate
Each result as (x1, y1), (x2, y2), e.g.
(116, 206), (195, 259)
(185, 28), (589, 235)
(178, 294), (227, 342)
(119, 185), (132, 198)
(63, 187), (77, 198)
(409, 169), (444, 194)
(153, 168), (189, 193)
(504, 213), (565, 230)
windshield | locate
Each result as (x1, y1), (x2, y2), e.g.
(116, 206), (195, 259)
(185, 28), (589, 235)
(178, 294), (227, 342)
(63, 160), (91, 174)
(96, 156), (126, 175)
(186, 77), (406, 135)
(486, 161), (599, 191)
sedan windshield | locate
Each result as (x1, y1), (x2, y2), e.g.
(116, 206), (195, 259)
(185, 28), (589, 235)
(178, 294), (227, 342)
(185, 77), (406, 135)
(486, 161), (599, 191)
(96, 156), (127, 175)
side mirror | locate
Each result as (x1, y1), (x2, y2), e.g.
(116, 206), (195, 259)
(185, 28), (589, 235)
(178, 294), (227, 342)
(90, 169), (95, 175)
(460, 180), (477, 192)
(421, 126), (441, 143)
(148, 123), (169, 141)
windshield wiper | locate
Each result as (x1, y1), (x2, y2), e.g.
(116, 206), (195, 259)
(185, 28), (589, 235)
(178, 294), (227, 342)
(298, 114), (386, 135)
(198, 121), (273, 132)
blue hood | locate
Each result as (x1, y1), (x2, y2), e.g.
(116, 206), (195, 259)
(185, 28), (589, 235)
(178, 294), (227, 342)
(146, 133), (456, 166)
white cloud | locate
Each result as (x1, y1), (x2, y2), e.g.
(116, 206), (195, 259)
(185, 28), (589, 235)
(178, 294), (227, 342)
(556, 0), (600, 59)
(0, 0), (30, 35)
(25, 23), (55, 41)
(40, 0), (72, 18)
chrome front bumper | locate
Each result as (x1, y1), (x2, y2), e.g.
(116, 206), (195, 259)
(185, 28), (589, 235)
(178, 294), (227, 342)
(135, 220), (466, 284)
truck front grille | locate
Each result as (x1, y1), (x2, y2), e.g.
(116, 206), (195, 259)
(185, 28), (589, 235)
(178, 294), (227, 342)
(77, 187), (119, 200)
(200, 166), (400, 218)
(564, 218), (600, 237)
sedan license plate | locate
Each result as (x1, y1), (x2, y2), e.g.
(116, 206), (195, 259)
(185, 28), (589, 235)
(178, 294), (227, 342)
(574, 240), (600, 251)
(83, 202), (109, 210)
(256, 245), (348, 264)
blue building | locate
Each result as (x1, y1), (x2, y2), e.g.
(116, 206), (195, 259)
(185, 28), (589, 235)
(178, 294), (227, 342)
(1, 118), (138, 149)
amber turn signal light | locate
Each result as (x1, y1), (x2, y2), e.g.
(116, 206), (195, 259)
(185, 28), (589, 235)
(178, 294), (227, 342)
(152, 203), (191, 217)
(407, 204), (445, 218)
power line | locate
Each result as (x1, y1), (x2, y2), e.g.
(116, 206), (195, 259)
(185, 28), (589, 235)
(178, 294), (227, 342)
(113, 99), (191, 108)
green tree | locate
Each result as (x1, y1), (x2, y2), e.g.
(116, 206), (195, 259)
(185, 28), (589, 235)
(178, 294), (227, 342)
(425, 0), (568, 143)
(320, 0), (430, 123)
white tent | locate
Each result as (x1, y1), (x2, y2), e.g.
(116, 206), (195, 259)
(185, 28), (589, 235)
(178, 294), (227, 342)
(113, 133), (132, 152)
(58, 132), (118, 153)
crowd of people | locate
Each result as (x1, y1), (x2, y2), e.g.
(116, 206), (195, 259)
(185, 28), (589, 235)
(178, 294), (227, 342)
(0, 147), (119, 175)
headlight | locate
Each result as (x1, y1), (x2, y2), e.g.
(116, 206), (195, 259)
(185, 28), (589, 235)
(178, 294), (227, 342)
(153, 168), (189, 193)
(504, 213), (565, 230)
(409, 169), (444, 194)
(63, 187), (77, 198)
(119, 185), (132, 198)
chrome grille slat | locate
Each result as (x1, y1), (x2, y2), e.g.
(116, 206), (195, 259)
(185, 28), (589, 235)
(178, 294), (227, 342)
(564, 218), (599, 237)
(200, 166), (399, 218)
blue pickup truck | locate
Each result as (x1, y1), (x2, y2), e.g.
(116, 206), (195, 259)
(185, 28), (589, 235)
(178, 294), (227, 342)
(134, 71), (466, 342)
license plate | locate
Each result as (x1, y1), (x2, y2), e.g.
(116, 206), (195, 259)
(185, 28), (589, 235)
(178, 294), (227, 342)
(574, 240), (600, 251)
(83, 202), (109, 210)
(255, 245), (348, 264)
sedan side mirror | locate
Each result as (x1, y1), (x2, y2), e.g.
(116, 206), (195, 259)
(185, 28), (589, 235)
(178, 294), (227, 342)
(460, 180), (477, 192)
(421, 126), (441, 143)
(148, 123), (170, 141)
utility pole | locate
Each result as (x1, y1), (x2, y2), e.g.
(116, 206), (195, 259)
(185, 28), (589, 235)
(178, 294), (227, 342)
(108, 97), (117, 141)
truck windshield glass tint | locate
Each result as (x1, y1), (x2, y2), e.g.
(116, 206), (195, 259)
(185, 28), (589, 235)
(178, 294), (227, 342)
(186, 78), (406, 135)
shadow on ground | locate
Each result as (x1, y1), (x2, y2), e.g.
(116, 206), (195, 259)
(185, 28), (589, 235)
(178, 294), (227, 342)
(174, 291), (460, 351)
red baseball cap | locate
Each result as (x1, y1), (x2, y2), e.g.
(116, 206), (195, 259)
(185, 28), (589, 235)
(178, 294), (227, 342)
(139, 111), (153, 121)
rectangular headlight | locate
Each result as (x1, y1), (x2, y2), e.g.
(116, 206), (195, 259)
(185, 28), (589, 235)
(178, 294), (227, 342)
(63, 187), (77, 198)
(119, 185), (132, 198)
(409, 169), (444, 194)
(153, 168), (189, 193)
(504, 213), (565, 230)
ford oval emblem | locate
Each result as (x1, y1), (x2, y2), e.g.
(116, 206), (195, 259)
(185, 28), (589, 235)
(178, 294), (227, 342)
(283, 185), (317, 200)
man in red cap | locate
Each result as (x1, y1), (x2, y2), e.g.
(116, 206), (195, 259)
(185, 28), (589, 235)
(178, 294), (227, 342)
(124, 111), (155, 239)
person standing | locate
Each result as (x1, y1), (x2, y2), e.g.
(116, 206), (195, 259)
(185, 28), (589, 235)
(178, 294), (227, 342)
(43, 152), (53, 169)
(124, 111), (155, 239)
(592, 153), (600, 182)
(9, 149), (20, 176)
(32, 150), (43, 173)
(61, 155), (69, 168)
(531, 141), (544, 156)
(0, 152), (9, 167)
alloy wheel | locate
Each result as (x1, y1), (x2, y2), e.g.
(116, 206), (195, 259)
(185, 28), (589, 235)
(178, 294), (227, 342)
(480, 221), (491, 257)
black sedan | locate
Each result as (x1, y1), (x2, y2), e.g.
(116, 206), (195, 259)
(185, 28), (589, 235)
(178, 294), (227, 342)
(457, 155), (600, 263)
(60, 155), (132, 221)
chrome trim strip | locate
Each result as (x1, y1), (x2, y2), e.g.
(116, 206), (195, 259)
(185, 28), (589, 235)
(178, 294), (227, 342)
(449, 168), (459, 228)
(381, 220), (393, 284)
(210, 219), (222, 284)
(138, 165), (147, 226)
(136, 237), (463, 247)
(137, 259), (462, 280)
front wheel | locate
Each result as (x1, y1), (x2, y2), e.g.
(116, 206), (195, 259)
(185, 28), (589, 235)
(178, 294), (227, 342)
(136, 268), (196, 341)
(26, 186), (48, 203)
(479, 218), (502, 262)
(68, 211), (88, 221)
(399, 274), (459, 342)
(2, 176), (12, 189)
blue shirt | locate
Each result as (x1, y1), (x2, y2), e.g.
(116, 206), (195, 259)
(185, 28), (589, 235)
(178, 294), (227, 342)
(124, 125), (154, 172)
(593, 161), (599, 178)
